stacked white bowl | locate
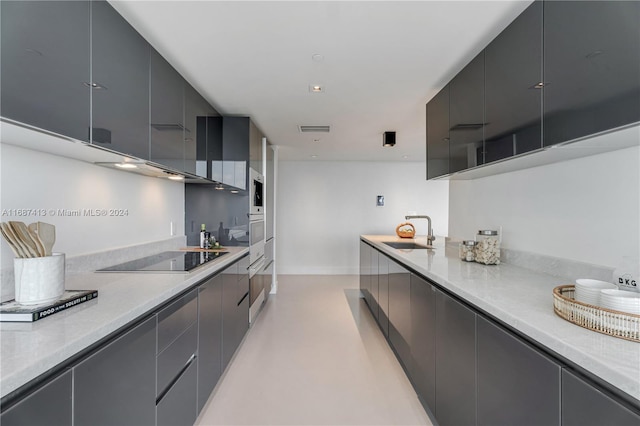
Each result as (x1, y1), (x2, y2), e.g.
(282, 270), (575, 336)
(574, 279), (618, 307)
(600, 289), (640, 315)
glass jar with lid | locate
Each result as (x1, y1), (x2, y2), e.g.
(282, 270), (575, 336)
(475, 230), (500, 265)
(459, 240), (477, 262)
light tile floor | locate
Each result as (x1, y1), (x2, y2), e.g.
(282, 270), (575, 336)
(195, 275), (432, 426)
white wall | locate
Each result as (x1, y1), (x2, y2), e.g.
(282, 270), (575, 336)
(1, 143), (184, 272)
(449, 142), (640, 268)
(276, 161), (449, 274)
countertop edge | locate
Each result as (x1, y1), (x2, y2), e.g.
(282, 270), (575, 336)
(0, 247), (249, 400)
(360, 235), (640, 405)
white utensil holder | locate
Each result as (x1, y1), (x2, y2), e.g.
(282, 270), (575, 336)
(14, 253), (65, 305)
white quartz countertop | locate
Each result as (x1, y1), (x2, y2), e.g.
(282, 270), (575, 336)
(0, 247), (249, 399)
(361, 235), (640, 404)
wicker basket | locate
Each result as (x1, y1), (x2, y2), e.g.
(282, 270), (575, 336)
(395, 222), (415, 239)
(553, 285), (640, 343)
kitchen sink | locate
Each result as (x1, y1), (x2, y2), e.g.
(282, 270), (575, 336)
(383, 241), (432, 250)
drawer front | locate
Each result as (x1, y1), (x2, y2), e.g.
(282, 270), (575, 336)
(157, 289), (197, 353)
(156, 356), (198, 426)
(238, 254), (250, 280)
(157, 322), (198, 398)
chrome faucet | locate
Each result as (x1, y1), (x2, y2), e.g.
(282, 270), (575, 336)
(405, 215), (436, 246)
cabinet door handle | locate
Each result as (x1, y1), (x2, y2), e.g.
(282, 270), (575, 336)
(155, 353), (197, 405)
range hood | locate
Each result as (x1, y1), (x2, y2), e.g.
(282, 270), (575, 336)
(0, 118), (240, 188)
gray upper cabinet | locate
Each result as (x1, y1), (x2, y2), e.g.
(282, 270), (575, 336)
(0, 370), (72, 426)
(543, 1), (640, 146)
(223, 117), (251, 162)
(426, 85), (450, 180)
(150, 48), (185, 172)
(0, 0), (90, 142)
(249, 120), (264, 174)
(91, 0), (150, 159)
(449, 51), (484, 173)
(184, 83), (218, 177)
(426, 0), (640, 180)
(477, 315), (560, 426)
(74, 316), (156, 426)
(435, 290), (476, 426)
(484, 0), (542, 163)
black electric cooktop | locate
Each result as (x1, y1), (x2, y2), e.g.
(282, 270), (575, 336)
(96, 251), (227, 273)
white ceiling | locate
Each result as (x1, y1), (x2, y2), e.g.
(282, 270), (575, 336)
(110, 0), (532, 162)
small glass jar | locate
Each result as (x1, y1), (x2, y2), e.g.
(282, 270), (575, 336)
(459, 240), (477, 262)
(475, 230), (500, 265)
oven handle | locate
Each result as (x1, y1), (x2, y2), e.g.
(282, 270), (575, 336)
(249, 257), (266, 278)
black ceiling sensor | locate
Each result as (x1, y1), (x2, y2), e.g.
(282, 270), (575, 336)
(383, 131), (396, 147)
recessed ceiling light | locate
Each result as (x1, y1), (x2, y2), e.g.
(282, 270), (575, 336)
(312, 53), (324, 62)
(530, 82), (548, 89)
(402, 155), (410, 159)
(309, 85), (324, 93)
(167, 175), (184, 181)
(310, 154), (318, 159)
(215, 185), (224, 190)
(115, 163), (138, 169)
(230, 190), (239, 194)
(83, 82), (107, 90)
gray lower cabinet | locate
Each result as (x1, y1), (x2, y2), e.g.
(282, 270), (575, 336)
(477, 316), (560, 426)
(222, 259), (250, 371)
(377, 254), (389, 337)
(0, 370), (72, 426)
(435, 290), (476, 426)
(156, 357), (198, 426)
(370, 248), (379, 320)
(562, 369), (640, 426)
(197, 273), (223, 412)
(388, 258), (412, 370)
(156, 290), (198, 426)
(359, 240), (640, 426)
(74, 316), (157, 426)
(410, 274), (436, 411)
(359, 241), (372, 308)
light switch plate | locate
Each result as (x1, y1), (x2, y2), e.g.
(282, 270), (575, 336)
(376, 195), (384, 206)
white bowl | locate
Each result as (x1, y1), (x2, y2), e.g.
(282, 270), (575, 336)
(600, 289), (640, 299)
(576, 279), (617, 290)
(575, 279), (617, 306)
(600, 290), (640, 314)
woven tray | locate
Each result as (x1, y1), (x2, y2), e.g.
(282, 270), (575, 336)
(553, 285), (640, 343)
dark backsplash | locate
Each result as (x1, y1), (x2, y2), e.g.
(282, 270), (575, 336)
(185, 184), (249, 247)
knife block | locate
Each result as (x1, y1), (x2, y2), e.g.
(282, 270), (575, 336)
(14, 253), (65, 305)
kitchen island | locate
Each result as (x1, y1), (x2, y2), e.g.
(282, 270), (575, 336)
(361, 234), (640, 424)
(0, 245), (249, 423)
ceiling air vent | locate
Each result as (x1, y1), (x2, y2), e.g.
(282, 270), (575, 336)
(450, 123), (485, 131)
(298, 125), (330, 133)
